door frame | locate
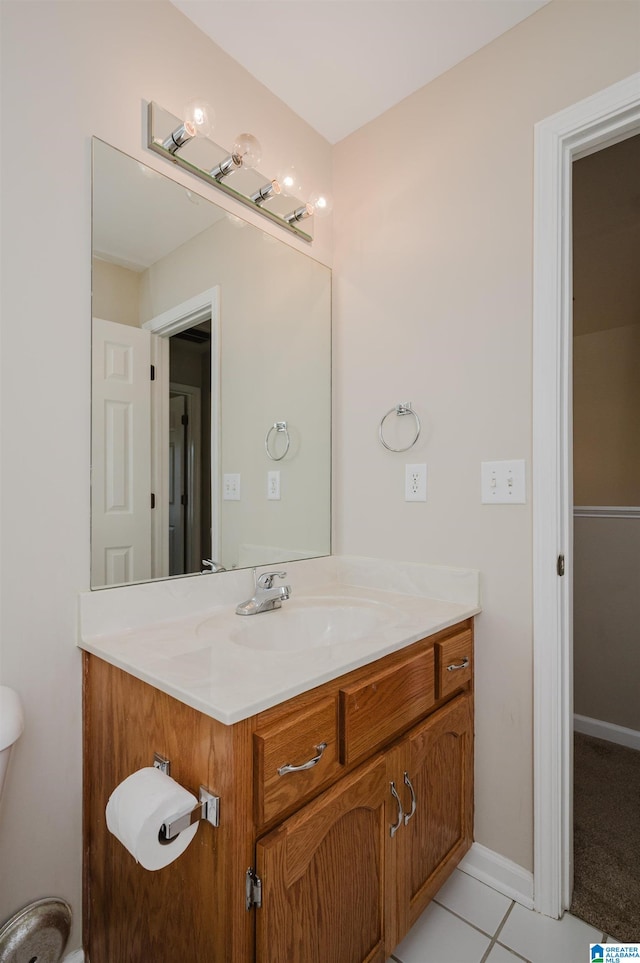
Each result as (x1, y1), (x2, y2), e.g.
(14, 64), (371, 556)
(170, 382), (202, 574)
(144, 286), (221, 573)
(532, 72), (640, 918)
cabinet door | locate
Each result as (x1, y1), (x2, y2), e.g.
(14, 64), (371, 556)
(400, 693), (473, 933)
(255, 754), (389, 963)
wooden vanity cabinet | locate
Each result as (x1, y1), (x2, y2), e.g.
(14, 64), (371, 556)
(83, 618), (473, 963)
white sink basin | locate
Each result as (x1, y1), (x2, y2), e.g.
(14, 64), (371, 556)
(197, 597), (405, 652)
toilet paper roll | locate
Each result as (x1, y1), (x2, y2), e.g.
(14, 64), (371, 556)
(105, 766), (199, 871)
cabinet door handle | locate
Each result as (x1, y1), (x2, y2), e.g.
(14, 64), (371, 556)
(277, 742), (328, 776)
(403, 771), (417, 825)
(446, 657), (469, 671)
(389, 781), (404, 837)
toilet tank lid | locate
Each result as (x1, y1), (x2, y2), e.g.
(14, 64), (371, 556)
(0, 686), (24, 751)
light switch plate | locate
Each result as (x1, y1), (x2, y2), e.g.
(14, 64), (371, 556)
(481, 460), (526, 503)
(223, 473), (241, 500)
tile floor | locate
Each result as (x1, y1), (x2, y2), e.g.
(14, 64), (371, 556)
(388, 868), (606, 963)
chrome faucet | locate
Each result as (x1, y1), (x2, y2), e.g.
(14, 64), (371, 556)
(236, 571), (291, 616)
(202, 558), (226, 573)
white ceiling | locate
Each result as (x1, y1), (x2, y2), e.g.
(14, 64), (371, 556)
(171, 0), (550, 144)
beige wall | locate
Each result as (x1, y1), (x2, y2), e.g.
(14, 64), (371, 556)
(574, 515), (640, 731)
(2, 0), (639, 946)
(572, 135), (640, 733)
(142, 216), (332, 568)
(332, 0), (640, 871)
(92, 258), (141, 327)
(0, 0), (331, 947)
(574, 323), (640, 505)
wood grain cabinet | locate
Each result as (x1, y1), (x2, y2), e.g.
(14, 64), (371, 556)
(83, 618), (473, 963)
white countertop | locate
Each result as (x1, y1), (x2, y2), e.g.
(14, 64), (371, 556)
(78, 556), (480, 725)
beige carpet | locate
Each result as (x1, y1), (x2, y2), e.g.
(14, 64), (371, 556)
(570, 732), (640, 942)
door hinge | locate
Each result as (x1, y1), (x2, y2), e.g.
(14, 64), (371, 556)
(557, 554), (565, 576)
(181, 413), (188, 426)
(150, 364), (156, 381)
(245, 867), (262, 910)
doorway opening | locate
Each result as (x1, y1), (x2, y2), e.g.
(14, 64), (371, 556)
(168, 321), (212, 576)
(569, 134), (640, 939)
(144, 286), (221, 581)
(532, 74), (640, 920)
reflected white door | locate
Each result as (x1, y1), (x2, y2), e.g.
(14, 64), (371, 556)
(168, 394), (186, 575)
(91, 317), (152, 586)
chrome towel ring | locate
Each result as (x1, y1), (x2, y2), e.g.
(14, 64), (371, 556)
(379, 403), (421, 452)
(265, 421), (291, 461)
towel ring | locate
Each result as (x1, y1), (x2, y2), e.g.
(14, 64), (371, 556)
(265, 421), (290, 461)
(379, 403), (421, 452)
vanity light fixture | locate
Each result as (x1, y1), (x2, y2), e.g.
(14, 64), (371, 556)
(162, 99), (213, 155)
(210, 132), (262, 181)
(250, 179), (282, 206)
(284, 202), (315, 224)
(147, 101), (331, 242)
(284, 190), (333, 224)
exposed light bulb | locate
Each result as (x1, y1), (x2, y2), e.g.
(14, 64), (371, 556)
(278, 168), (300, 196)
(211, 132), (263, 181)
(183, 99), (214, 139)
(309, 190), (333, 217)
(232, 133), (262, 170)
(162, 98), (214, 154)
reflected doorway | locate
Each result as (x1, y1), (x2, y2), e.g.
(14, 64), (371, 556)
(168, 320), (212, 576)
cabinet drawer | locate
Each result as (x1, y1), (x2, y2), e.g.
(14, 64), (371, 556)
(436, 629), (473, 700)
(339, 645), (435, 765)
(254, 696), (341, 825)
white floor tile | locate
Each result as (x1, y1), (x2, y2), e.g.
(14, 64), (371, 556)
(434, 869), (513, 935)
(485, 943), (530, 963)
(498, 903), (603, 963)
(393, 902), (490, 963)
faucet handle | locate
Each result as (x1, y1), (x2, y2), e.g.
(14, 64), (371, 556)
(257, 570), (287, 589)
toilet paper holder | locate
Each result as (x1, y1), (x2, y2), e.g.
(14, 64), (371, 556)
(154, 752), (220, 841)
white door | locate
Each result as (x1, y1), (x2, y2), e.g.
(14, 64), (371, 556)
(168, 393), (187, 575)
(91, 317), (152, 586)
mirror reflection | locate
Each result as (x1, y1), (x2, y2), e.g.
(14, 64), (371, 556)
(91, 139), (331, 589)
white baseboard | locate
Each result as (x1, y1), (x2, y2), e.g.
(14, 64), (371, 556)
(63, 951), (84, 963)
(574, 714), (640, 751)
(459, 842), (534, 909)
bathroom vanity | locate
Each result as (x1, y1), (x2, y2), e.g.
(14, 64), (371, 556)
(80, 558), (478, 962)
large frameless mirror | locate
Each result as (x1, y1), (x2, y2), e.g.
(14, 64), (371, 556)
(91, 139), (331, 589)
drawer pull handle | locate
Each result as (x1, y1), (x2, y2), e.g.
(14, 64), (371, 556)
(403, 771), (417, 825)
(447, 657), (469, 672)
(390, 781), (404, 837)
(278, 742), (328, 776)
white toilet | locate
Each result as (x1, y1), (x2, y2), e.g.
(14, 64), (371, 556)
(0, 685), (23, 804)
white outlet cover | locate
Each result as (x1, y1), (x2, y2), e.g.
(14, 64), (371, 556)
(405, 463), (427, 502)
(481, 459), (526, 504)
(267, 470), (281, 500)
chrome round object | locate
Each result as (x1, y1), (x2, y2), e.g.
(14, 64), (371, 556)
(0, 898), (71, 963)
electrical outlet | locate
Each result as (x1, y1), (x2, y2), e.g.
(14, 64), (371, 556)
(223, 473), (241, 501)
(267, 470), (281, 500)
(405, 464), (427, 502)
